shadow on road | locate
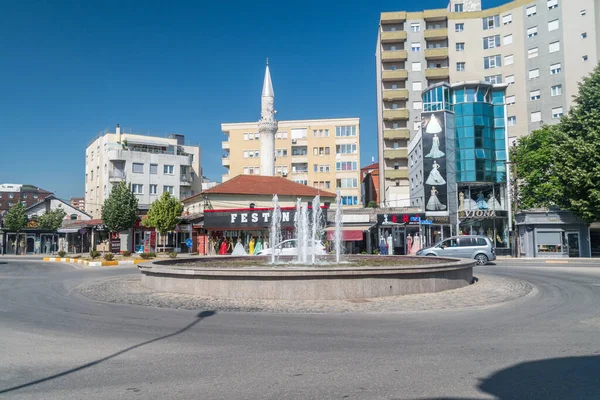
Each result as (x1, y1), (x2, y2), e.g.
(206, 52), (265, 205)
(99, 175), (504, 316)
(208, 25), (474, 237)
(417, 355), (600, 400)
(0, 310), (216, 395)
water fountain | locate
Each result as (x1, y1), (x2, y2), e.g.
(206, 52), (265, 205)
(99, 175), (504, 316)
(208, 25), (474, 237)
(270, 194), (282, 265)
(333, 188), (343, 264)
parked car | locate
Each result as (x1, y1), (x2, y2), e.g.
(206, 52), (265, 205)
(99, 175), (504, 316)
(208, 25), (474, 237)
(256, 239), (327, 256)
(416, 235), (496, 265)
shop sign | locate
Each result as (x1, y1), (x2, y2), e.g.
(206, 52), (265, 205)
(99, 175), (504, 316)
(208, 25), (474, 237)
(420, 220), (433, 225)
(204, 209), (326, 229)
(428, 216), (450, 224)
(110, 238), (121, 253)
(377, 213), (425, 226)
(459, 210), (508, 219)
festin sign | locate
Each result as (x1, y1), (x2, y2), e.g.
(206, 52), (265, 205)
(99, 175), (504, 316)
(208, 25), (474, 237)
(204, 208), (326, 229)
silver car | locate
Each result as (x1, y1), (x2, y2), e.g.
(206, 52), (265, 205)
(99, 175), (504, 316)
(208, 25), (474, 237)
(416, 235), (496, 265)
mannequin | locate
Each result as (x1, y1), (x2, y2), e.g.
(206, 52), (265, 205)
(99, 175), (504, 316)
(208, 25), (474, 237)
(231, 238), (247, 256)
(254, 237), (263, 254)
(406, 234), (413, 255)
(218, 238), (228, 255)
(379, 235), (387, 255)
(411, 233), (421, 254)
(386, 233), (394, 256)
(249, 237), (255, 255)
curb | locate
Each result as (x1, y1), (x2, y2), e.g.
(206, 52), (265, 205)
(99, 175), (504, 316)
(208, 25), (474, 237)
(42, 257), (145, 267)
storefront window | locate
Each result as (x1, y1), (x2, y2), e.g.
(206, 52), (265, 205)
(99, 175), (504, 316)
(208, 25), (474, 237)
(536, 231), (564, 254)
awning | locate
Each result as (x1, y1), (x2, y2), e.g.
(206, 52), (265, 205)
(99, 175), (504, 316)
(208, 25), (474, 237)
(58, 228), (79, 233)
(325, 225), (373, 241)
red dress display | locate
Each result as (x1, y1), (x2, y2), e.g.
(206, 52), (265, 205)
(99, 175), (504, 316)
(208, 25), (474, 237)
(218, 240), (228, 255)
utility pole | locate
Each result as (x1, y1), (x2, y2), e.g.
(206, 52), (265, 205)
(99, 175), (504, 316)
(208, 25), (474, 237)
(507, 143), (520, 258)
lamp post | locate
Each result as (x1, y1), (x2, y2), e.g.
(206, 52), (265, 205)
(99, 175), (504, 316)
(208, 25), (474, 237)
(506, 142), (520, 258)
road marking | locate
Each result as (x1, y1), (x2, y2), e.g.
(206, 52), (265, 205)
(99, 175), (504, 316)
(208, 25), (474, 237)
(545, 260), (569, 264)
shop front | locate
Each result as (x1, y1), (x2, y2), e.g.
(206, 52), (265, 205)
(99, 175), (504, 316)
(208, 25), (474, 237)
(516, 209), (590, 258)
(458, 209), (511, 254)
(204, 207), (326, 255)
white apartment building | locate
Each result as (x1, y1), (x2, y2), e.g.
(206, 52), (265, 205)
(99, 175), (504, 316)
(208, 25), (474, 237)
(376, 0), (600, 206)
(85, 125), (202, 218)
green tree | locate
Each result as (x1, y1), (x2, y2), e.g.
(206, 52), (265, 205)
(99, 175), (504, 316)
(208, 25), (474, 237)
(3, 203), (28, 255)
(37, 207), (67, 231)
(514, 125), (562, 209)
(101, 182), (139, 233)
(366, 201), (378, 208)
(142, 191), (183, 252)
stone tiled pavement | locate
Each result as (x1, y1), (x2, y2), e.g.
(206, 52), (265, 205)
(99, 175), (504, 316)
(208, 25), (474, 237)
(76, 273), (534, 314)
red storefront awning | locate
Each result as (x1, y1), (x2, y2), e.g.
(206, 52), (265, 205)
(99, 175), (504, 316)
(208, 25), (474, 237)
(325, 226), (372, 241)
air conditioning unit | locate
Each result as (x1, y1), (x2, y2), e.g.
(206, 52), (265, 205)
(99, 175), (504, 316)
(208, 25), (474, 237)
(292, 139), (297, 144)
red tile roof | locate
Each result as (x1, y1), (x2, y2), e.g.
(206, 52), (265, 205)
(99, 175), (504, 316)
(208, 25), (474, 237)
(200, 175), (336, 199)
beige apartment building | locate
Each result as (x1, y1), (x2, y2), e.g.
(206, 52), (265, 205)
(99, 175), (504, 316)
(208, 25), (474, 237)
(85, 125), (202, 218)
(376, 0), (600, 206)
(221, 118), (362, 207)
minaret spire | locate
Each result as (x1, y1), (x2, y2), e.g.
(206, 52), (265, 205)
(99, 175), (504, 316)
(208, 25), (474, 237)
(258, 60), (278, 177)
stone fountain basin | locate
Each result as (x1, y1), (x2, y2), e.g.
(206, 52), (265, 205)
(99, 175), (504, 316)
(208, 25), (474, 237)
(138, 256), (475, 301)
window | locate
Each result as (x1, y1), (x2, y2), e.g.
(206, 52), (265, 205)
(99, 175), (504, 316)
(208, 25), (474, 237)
(550, 63), (562, 74)
(552, 107), (564, 118)
(529, 68), (540, 79)
(150, 184), (158, 195)
(413, 101), (422, 110)
(528, 47), (539, 59)
(530, 89), (541, 101)
(505, 54), (514, 65)
(132, 184), (143, 194)
(254, 133), (259, 140)
(508, 116), (517, 126)
(548, 19), (559, 31)
(485, 74), (502, 84)
(506, 74), (515, 85)
(336, 126), (357, 137)
(483, 15), (500, 30)
(412, 62), (422, 71)
(132, 163), (143, 174)
(149, 164), (158, 174)
(412, 81), (422, 91)
(243, 133), (248, 141)
(455, 23), (464, 32)
(456, 62), (465, 71)
(313, 164), (318, 172)
(483, 35), (501, 49)
(411, 42), (421, 52)
(336, 161), (358, 171)
(547, 0), (558, 10)
(164, 165), (174, 174)
(410, 23), (421, 32)
(456, 42), (465, 51)
(531, 111), (542, 122)
(313, 147), (318, 156)
(340, 196), (359, 206)
(583, 55), (589, 61)
(549, 41), (560, 53)
(502, 14), (512, 25)
(527, 26), (537, 38)
(291, 128), (307, 139)
(336, 144), (357, 154)
(454, 3), (463, 12)
(325, 181), (331, 189)
(503, 34), (513, 45)
(163, 185), (174, 195)
(526, 5), (537, 16)
(243, 167), (249, 174)
(243, 150), (249, 158)
(337, 178), (358, 189)
(506, 95), (515, 105)
(484, 55), (501, 69)
(581, 32), (587, 39)
(551, 84), (562, 96)
(581, 9), (586, 16)
(254, 150), (259, 158)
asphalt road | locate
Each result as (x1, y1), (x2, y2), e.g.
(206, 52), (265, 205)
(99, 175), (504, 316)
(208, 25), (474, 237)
(0, 259), (599, 400)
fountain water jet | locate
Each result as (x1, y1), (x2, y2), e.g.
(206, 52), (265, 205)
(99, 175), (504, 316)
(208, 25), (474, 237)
(270, 194), (282, 264)
(333, 188), (343, 264)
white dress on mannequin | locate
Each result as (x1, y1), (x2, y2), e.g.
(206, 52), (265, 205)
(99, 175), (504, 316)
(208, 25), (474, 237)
(411, 234), (421, 254)
(387, 234), (394, 256)
(487, 193), (502, 210)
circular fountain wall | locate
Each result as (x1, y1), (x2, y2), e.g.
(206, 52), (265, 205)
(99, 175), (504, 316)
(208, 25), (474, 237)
(138, 256), (475, 301)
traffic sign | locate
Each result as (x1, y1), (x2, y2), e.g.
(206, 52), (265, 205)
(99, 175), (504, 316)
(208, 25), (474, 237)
(185, 238), (193, 248)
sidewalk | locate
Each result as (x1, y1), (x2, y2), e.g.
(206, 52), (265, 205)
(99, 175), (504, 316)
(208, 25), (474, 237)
(496, 256), (600, 264)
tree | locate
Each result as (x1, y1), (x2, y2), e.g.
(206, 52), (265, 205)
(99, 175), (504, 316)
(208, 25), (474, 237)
(101, 182), (139, 233)
(37, 207), (67, 231)
(142, 191), (183, 252)
(515, 63), (600, 224)
(514, 125), (563, 209)
(366, 201), (378, 208)
(3, 203), (28, 255)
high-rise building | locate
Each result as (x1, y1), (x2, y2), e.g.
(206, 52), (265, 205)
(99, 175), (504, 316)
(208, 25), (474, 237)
(0, 184), (53, 214)
(85, 126), (202, 218)
(376, 0), (599, 206)
(221, 63), (362, 207)
(70, 197), (85, 211)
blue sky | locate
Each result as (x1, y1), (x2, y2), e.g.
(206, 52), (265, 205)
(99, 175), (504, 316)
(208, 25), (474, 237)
(0, 0), (506, 199)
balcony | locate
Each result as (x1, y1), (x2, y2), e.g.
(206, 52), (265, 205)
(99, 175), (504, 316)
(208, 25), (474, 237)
(382, 70), (408, 81)
(384, 149), (408, 159)
(180, 174), (193, 186)
(383, 89), (409, 101)
(222, 156), (230, 167)
(108, 170), (126, 183)
(423, 9), (447, 21)
(222, 141), (230, 150)
(424, 47), (449, 60)
(381, 31), (407, 43)
(107, 149), (125, 161)
(383, 109), (409, 121)
(386, 169), (409, 180)
(424, 28), (448, 41)
(381, 50), (408, 62)
(380, 11), (406, 24)
(384, 129), (410, 140)
(425, 67), (450, 79)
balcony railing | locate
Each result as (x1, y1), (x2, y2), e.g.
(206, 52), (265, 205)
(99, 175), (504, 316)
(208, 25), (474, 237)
(424, 47), (449, 60)
(425, 67), (450, 79)
(384, 149), (408, 159)
(108, 170), (126, 182)
(383, 89), (409, 101)
(384, 129), (410, 140)
(380, 11), (407, 24)
(382, 70), (408, 81)
(381, 31), (407, 43)
(424, 28), (448, 41)
(386, 169), (409, 180)
(383, 109), (409, 121)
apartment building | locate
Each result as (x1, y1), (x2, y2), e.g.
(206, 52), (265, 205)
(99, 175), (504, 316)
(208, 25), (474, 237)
(376, 0), (600, 207)
(221, 118), (362, 207)
(70, 197), (85, 211)
(0, 184), (53, 213)
(85, 125), (202, 218)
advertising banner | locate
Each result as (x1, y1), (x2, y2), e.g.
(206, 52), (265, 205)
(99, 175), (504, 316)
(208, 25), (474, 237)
(422, 111), (449, 215)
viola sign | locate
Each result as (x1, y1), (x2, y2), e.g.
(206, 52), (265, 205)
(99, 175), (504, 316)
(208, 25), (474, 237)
(459, 210), (508, 219)
(204, 208), (326, 229)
